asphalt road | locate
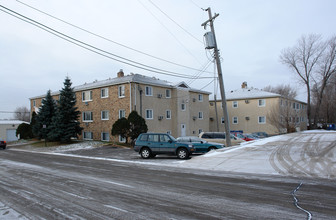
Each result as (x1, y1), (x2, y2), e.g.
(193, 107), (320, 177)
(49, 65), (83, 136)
(1, 149), (335, 219)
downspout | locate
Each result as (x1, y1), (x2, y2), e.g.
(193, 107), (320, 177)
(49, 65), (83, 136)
(138, 85), (143, 117)
(129, 82), (132, 113)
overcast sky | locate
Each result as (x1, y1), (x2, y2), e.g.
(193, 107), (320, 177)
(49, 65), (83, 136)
(1, 0), (335, 119)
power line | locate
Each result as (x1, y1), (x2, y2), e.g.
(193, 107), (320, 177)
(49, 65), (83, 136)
(15, 0), (212, 74)
(147, 0), (203, 44)
(137, 0), (202, 64)
(0, 5), (213, 80)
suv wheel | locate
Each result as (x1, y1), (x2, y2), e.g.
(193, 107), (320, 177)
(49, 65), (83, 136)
(208, 146), (216, 151)
(177, 148), (189, 160)
(140, 147), (151, 159)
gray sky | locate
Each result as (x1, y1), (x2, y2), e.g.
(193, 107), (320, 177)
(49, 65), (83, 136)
(1, 0), (335, 119)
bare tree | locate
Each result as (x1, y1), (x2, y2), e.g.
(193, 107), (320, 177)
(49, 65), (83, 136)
(264, 84), (299, 133)
(14, 106), (30, 122)
(312, 36), (336, 125)
(312, 73), (336, 125)
(264, 84), (297, 99)
(280, 34), (325, 129)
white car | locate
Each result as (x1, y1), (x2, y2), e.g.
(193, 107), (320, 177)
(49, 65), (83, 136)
(199, 132), (245, 146)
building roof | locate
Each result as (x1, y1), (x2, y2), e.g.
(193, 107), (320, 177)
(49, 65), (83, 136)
(226, 87), (281, 100)
(210, 86), (307, 104)
(0, 120), (29, 125)
(30, 73), (211, 99)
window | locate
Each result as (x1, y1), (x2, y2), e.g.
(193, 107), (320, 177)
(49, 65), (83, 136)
(221, 117), (225, 124)
(146, 109), (153, 119)
(83, 131), (93, 140)
(145, 86), (153, 96)
(258, 99), (265, 107)
(232, 116), (238, 124)
(119, 135), (126, 143)
(198, 112), (203, 119)
(198, 94), (203, 102)
(101, 132), (109, 141)
(33, 100), (36, 107)
(198, 129), (203, 134)
(233, 101), (238, 108)
(83, 111), (93, 122)
(82, 91), (92, 102)
(181, 103), (186, 111)
(101, 110), (109, 120)
(166, 89), (171, 98)
(101, 88), (108, 98)
(119, 109), (126, 119)
(166, 110), (171, 119)
(258, 116), (266, 124)
(159, 134), (171, 142)
(166, 130), (171, 135)
(118, 85), (125, 98)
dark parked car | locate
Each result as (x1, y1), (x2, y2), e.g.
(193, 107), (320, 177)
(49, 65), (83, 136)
(0, 139), (6, 150)
(134, 133), (195, 159)
(177, 136), (224, 153)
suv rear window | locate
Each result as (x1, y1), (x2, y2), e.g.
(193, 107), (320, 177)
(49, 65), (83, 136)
(201, 133), (213, 138)
(213, 133), (225, 139)
(148, 134), (159, 142)
(139, 134), (148, 141)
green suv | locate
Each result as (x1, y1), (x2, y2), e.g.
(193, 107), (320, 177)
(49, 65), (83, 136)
(134, 133), (195, 159)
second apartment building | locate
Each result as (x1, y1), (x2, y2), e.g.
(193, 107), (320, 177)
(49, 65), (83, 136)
(30, 70), (210, 142)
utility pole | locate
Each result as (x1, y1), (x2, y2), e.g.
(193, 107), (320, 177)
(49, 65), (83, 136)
(202, 7), (231, 147)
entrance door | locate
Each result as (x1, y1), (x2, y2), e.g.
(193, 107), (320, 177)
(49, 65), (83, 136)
(181, 124), (186, 137)
(6, 129), (18, 142)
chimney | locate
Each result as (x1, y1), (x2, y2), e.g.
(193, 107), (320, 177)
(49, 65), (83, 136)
(117, 69), (124, 78)
(241, 82), (247, 89)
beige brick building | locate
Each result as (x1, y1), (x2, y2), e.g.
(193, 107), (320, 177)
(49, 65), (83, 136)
(30, 70), (210, 142)
(209, 83), (307, 135)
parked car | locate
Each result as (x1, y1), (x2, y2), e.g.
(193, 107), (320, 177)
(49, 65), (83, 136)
(0, 138), (6, 150)
(199, 132), (245, 146)
(234, 133), (255, 141)
(252, 132), (269, 138)
(177, 136), (224, 153)
(134, 133), (195, 159)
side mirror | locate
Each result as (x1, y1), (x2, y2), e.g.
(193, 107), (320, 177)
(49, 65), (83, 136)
(169, 140), (173, 143)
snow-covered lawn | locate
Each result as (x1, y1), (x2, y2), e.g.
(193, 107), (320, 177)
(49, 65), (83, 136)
(179, 130), (336, 179)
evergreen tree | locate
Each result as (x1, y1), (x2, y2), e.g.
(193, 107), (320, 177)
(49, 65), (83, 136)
(128, 111), (148, 143)
(111, 118), (130, 143)
(31, 111), (39, 138)
(111, 111), (148, 144)
(32, 90), (56, 140)
(48, 77), (82, 142)
(16, 123), (33, 139)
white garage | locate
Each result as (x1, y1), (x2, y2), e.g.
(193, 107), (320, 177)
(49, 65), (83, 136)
(0, 120), (29, 142)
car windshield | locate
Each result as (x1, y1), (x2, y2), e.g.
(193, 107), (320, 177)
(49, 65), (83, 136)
(168, 134), (176, 142)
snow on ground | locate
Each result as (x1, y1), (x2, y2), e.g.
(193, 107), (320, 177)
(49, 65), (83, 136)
(179, 130), (336, 179)
(51, 141), (100, 152)
(8, 130), (336, 179)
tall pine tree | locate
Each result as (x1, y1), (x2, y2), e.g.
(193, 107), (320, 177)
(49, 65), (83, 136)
(32, 90), (56, 140)
(48, 77), (82, 142)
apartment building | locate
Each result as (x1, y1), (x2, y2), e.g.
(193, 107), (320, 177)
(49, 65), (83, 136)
(209, 82), (307, 135)
(30, 70), (210, 142)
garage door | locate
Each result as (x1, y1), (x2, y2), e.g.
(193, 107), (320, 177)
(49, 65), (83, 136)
(6, 129), (18, 142)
